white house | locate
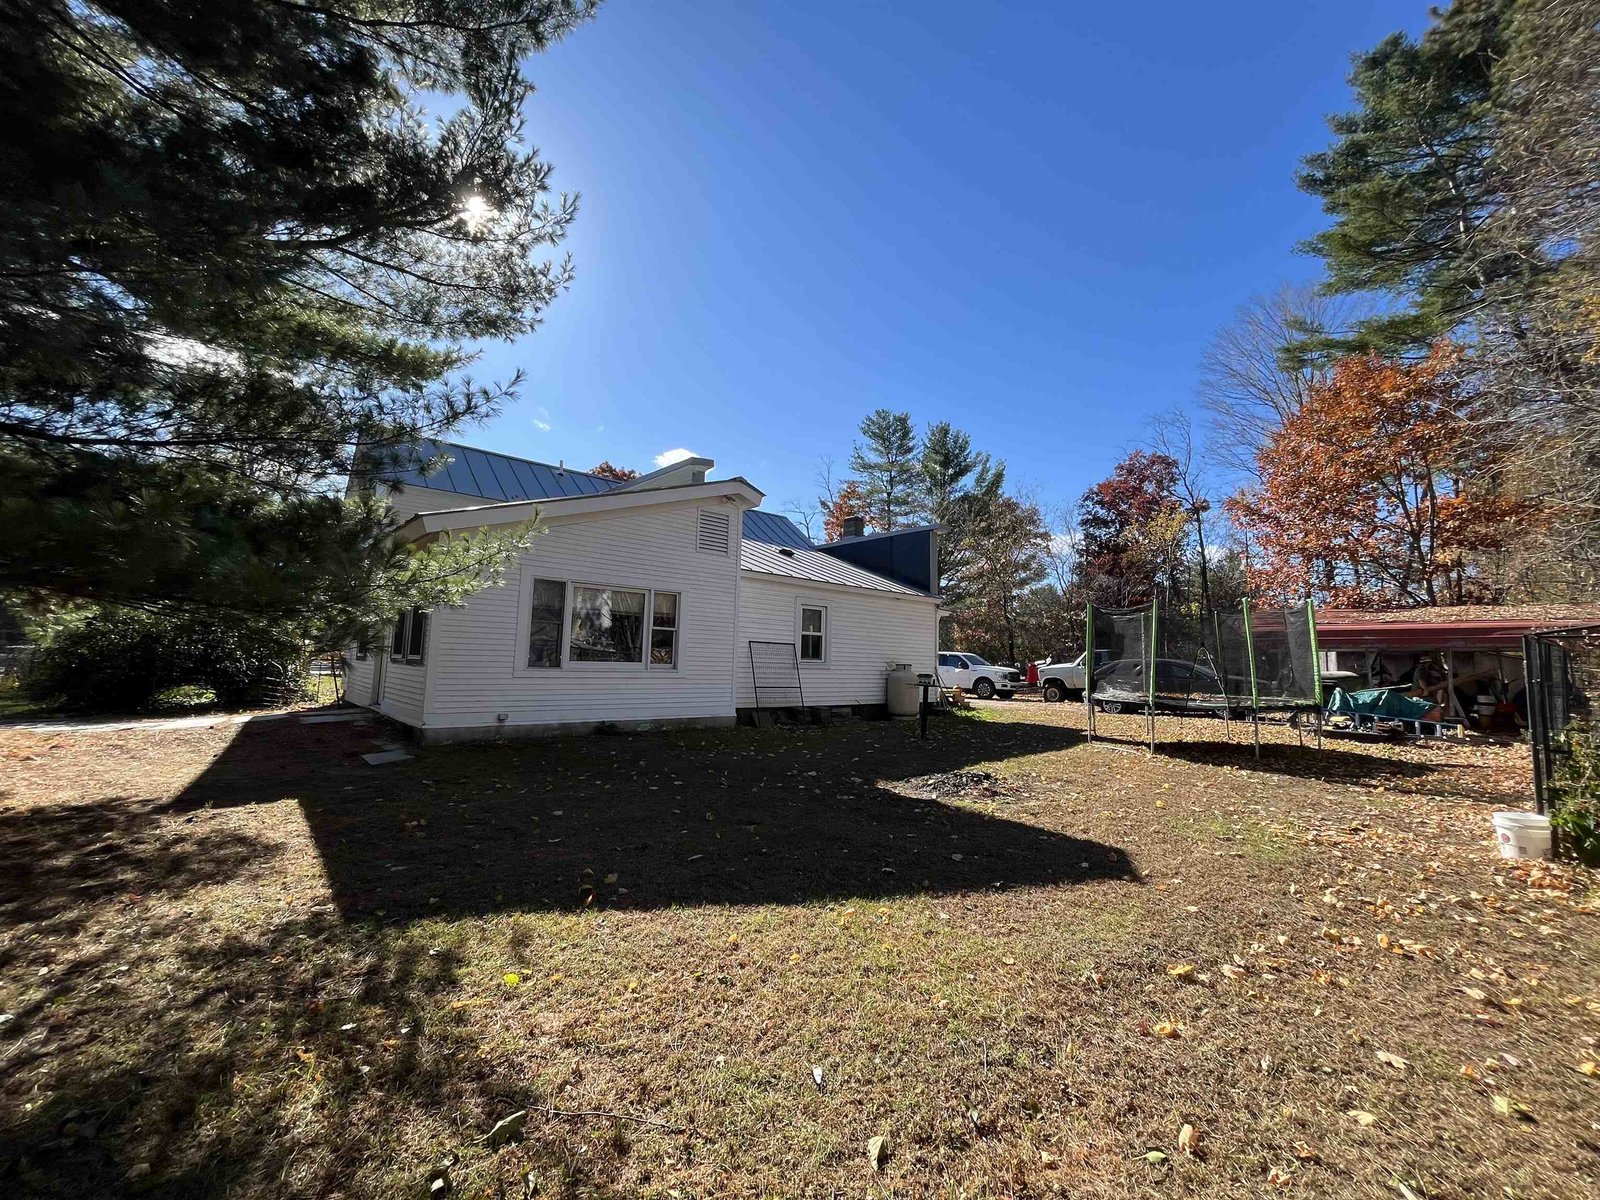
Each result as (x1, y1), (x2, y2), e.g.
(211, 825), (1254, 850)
(342, 441), (941, 742)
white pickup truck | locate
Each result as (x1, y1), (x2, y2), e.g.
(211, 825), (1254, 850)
(936, 652), (1023, 699)
(1036, 650), (1111, 703)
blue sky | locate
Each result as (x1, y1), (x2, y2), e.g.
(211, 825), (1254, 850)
(464, 1), (1429, 526)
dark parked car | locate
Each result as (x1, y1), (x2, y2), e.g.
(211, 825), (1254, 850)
(1091, 658), (1232, 715)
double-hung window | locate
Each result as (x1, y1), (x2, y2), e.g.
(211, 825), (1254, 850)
(650, 592), (679, 667)
(390, 608), (428, 664)
(799, 603), (827, 662)
(525, 578), (566, 668)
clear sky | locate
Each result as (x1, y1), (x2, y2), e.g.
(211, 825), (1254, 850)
(464, 1), (1430, 523)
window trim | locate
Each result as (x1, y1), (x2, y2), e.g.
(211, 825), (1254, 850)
(513, 570), (683, 674)
(389, 610), (409, 661)
(797, 600), (828, 665)
(520, 574), (567, 672)
(649, 590), (680, 669)
(390, 607), (427, 665)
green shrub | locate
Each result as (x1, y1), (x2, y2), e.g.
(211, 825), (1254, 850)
(20, 607), (311, 714)
(1548, 721), (1600, 866)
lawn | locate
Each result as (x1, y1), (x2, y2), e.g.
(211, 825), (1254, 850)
(1, 703), (1596, 1198)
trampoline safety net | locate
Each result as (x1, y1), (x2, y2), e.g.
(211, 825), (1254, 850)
(1087, 599), (1321, 717)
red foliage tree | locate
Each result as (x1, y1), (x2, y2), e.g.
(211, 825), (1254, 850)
(1076, 450), (1183, 605)
(822, 481), (869, 542)
(1225, 345), (1536, 607)
(589, 461), (639, 482)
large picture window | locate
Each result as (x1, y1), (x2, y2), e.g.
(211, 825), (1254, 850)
(570, 585), (648, 663)
(526, 578), (566, 668)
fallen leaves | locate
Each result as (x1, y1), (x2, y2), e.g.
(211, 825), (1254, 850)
(1576, 1060), (1600, 1078)
(867, 1134), (889, 1171)
(1345, 1109), (1379, 1127)
(1177, 1122), (1198, 1155)
(1375, 1050), (1409, 1071)
(1166, 963), (1196, 979)
(1491, 1094), (1534, 1121)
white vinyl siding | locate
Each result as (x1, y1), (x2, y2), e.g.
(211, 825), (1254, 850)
(379, 657), (426, 723)
(735, 574), (939, 708)
(422, 501), (744, 730)
(343, 647), (375, 706)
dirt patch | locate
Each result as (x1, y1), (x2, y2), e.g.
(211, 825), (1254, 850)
(899, 767), (1011, 800)
(0, 704), (1595, 1199)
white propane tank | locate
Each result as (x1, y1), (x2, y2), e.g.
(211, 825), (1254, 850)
(886, 663), (920, 718)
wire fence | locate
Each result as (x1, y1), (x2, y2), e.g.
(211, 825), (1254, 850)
(1525, 624), (1600, 819)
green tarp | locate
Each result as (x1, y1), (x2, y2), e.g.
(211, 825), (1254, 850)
(1324, 686), (1434, 721)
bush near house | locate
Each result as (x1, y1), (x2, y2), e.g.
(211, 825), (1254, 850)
(20, 606), (310, 714)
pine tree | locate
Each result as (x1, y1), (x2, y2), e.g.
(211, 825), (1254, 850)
(0, 0), (597, 642)
(848, 409), (922, 531)
(1296, 0), (1510, 352)
(919, 421), (1003, 599)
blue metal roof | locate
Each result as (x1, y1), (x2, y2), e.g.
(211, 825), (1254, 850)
(741, 509), (814, 549)
(367, 439), (620, 502)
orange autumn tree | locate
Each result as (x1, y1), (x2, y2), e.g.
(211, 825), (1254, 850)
(1226, 345), (1535, 608)
(822, 480), (870, 542)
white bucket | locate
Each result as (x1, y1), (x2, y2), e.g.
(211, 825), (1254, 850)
(1491, 811), (1552, 860)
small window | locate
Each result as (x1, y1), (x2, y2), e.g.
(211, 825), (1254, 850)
(390, 612), (408, 660)
(570, 586), (648, 664)
(354, 636), (369, 662)
(799, 604), (826, 662)
(650, 591), (679, 667)
(526, 578), (566, 668)
(696, 509), (731, 555)
(405, 608), (428, 663)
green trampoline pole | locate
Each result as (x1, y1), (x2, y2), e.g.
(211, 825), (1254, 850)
(1307, 596), (1323, 751)
(1242, 595), (1260, 760)
(1147, 596), (1159, 754)
(1085, 602), (1095, 743)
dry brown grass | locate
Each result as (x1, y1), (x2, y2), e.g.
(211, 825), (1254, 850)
(1, 702), (1596, 1198)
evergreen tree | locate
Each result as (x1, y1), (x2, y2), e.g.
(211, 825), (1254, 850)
(0, 0), (597, 642)
(918, 420), (1004, 599)
(848, 409), (922, 531)
(1297, 0), (1510, 352)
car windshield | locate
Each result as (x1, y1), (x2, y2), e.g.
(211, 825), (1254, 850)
(963, 654), (991, 666)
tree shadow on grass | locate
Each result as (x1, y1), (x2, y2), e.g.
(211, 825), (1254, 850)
(0, 712), (1132, 1199)
(1154, 737), (1530, 805)
(172, 713), (1136, 921)
(0, 795), (278, 938)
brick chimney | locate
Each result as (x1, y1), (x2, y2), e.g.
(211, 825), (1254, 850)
(841, 515), (866, 539)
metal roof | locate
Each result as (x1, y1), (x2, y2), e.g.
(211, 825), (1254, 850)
(739, 511), (930, 596)
(741, 509), (815, 550)
(368, 439), (621, 502)
(1315, 605), (1600, 652)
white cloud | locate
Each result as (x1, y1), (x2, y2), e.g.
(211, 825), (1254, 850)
(653, 447), (695, 468)
(532, 419), (552, 432)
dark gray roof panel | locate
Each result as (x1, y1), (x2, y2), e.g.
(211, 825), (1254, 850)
(741, 509), (814, 550)
(372, 440), (620, 502)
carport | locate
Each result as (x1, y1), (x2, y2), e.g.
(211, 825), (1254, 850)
(1315, 605), (1600, 728)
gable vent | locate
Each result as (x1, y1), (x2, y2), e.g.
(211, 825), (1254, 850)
(696, 508), (731, 554)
